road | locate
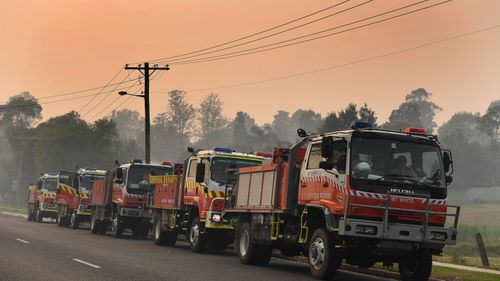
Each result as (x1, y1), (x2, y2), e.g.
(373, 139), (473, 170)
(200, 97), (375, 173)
(0, 213), (394, 281)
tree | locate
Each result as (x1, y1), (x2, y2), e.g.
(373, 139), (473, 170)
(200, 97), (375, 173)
(383, 88), (441, 132)
(110, 109), (143, 141)
(232, 111), (249, 151)
(161, 89), (195, 136)
(321, 103), (377, 132)
(272, 110), (293, 144)
(480, 100), (500, 142)
(197, 93), (228, 146)
(291, 109), (322, 133)
(0, 91), (42, 131)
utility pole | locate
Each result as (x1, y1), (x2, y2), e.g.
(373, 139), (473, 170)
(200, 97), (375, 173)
(124, 62), (169, 164)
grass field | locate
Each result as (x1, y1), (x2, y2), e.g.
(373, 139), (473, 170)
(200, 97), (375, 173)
(439, 202), (500, 270)
(0, 205), (27, 215)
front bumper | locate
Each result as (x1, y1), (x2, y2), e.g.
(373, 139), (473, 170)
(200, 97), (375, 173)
(120, 207), (149, 218)
(339, 192), (460, 245)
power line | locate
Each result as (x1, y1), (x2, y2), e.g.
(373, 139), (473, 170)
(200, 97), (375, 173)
(0, 82), (140, 111)
(87, 83), (141, 122)
(169, 0), (449, 65)
(80, 71), (133, 118)
(77, 68), (124, 114)
(159, 0), (371, 64)
(166, 23), (500, 93)
(140, 0), (354, 64)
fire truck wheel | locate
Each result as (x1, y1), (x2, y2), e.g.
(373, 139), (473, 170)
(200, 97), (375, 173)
(308, 228), (341, 280)
(70, 213), (80, 229)
(237, 222), (272, 266)
(90, 215), (99, 234)
(189, 217), (207, 253)
(154, 219), (168, 245)
(35, 209), (43, 223)
(111, 213), (123, 238)
(398, 249), (432, 281)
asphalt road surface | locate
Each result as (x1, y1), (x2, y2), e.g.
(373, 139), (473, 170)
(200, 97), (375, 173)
(0, 213), (395, 281)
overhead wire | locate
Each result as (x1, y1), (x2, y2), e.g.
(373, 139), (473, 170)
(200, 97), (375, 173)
(157, 0), (370, 64)
(140, 0), (355, 64)
(168, 0), (450, 65)
(166, 23), (500, 93)
(77, 68), (125, 114)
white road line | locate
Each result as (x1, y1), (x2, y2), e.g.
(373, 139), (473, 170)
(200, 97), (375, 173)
(16, 238), (29, 244)
(72, 258), (101, 269)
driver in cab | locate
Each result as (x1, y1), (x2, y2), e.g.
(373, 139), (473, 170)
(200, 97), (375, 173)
(389, 156), (417, 178)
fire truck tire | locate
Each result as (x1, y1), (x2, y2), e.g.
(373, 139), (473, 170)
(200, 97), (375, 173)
(154, 219), (169, 245)
(189, 217), (207, 253)
(90, 215), (99, 234)
(398, 249), (432, 281)
(57, 210), (64, 227)
(237, 222), (272, 266)
(35, 209), (43, 223)
(70, 213), (80, 229)
(308, 228), (341, 280)
(111, 213), (123, 238)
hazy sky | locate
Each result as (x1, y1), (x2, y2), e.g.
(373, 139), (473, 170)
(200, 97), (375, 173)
(1, 0), (499, 126)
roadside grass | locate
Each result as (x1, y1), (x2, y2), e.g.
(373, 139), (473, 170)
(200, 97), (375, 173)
(0, 205), (27, 215)
(438, 202), (500, 270)
(372, 263), (500, 281)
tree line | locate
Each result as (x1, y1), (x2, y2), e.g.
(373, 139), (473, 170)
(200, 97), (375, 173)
(0, 88), (498, 205)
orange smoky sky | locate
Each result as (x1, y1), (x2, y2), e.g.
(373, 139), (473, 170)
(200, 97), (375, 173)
(0, 0), (499, 127)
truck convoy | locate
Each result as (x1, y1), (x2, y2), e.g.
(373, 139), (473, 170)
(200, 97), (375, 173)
(224, 123), (459, 281)
(27, 173), (59, 222)
(89, 160), (173, 238)
(148, 148), (269, 252)
(54, 168), (107, 228)
(26, 123), (459, 281)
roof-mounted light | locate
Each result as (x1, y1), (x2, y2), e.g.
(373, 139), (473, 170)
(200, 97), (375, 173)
(161, 161), (173, 166)
(255, 151), (273, 158)
(404, 127), (426, 134)
(351, 121), (373, 129)
(131, 159), (143, 164)
(214, 147), (233, 153)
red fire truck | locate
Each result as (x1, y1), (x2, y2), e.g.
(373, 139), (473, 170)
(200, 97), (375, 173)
(224, 123), (460, 281)
(148, 148), (268, 252)
(53, 169), (107, 228)
(88, 160), (173, 238)
(27, 173), (58, 222)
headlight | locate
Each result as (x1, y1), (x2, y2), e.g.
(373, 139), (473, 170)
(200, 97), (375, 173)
(211, 213), (222, 223)
(355, 225), (377, 235)
(429, 232), (447, 241)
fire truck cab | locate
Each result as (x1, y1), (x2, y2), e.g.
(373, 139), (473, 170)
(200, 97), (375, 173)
(149, 148), (267, 252)
(89, 160), (173, 238)
(225, 124), (459, 281)
(27, 173), (59, 222)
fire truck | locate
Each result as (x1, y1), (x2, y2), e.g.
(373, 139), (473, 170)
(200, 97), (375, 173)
(88, 160), (173, 238)
(224, 123), (460, 281)
(54, 168), (107, 229)
(148, 148), (268, 252)
(27, 173), (59, 222)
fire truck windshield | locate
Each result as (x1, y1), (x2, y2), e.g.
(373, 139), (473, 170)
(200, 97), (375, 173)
(211, 157), (261, 183)
(127, 166), (172, 191)
(43, 178), (58, 191)
(350, 137), (445, 188)
(80, 174), (105, 192)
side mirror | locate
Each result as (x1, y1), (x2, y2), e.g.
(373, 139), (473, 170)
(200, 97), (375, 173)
(446, 175), (453, 185)
(116, 168), (123, 180)
(195, 163), (206, 183)
(443, 150), (453, 174)
(321, 136), (334, 158)
(319, 161), (334, 170)
(37, 181), (43, 190)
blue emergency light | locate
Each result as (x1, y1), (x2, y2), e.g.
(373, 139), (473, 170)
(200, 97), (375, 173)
(352, 121), (373, 129)
(131, 159), (143, 164)
(214, 147), (233, 153)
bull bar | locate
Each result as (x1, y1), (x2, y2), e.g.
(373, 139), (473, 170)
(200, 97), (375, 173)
(338, 191), (460, 245)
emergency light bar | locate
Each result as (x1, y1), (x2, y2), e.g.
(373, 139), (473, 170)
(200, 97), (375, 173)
(404, 127), (426, 134)
(161, 161), (173, 166)
(351, 121), (373, 129)
(214, 147), (233, 153)
(131, 159), (143, 164)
